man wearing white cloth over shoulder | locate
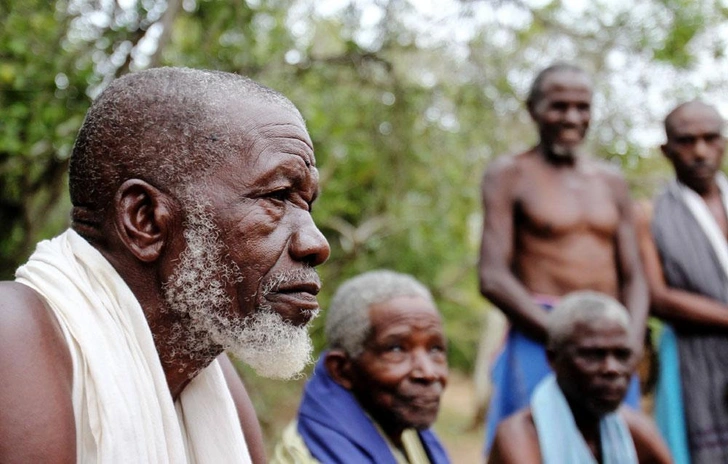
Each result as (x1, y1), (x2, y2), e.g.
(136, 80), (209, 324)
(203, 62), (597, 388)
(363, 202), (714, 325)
(0, 67), (330, 463)
(488, 291), (670, 464)
(637, 100), (728, 463)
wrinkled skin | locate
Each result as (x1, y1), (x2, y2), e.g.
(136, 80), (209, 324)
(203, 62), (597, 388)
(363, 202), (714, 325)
(549, 317), (635, 418)
(662, 102), (726, 195)
(529, 70), (592, 159)
(344, 296), (448, 442)
(171, 99), (331, 328)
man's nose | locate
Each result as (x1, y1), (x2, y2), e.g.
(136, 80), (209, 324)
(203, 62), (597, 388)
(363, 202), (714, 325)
(602, 354), (626, 376)
(694, 138), (710, 160)
(411, 350), (444, 383)
(563, 106), (581, 124)
(290, 212), (330, 266)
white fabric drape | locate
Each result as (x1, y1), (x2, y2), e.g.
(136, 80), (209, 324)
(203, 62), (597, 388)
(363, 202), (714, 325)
(674, 174), (728, 287)
(531, 375), (638, 464)
(16, 229), (251, 463)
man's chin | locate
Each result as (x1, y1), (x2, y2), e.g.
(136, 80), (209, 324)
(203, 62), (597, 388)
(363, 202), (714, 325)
(550, 143), (580, 158)
(233, 341), (313, 380)
(224, 310), (315, 380)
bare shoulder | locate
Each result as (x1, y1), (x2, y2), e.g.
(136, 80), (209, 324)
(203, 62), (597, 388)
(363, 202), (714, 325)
(585, 156), (629, 185)
(488, 409), (541, 464)
(620, 407), (673, 464)
(0, 281), (70, 358)
(481, 150), (536, 195)
(0, 281), (75, 462)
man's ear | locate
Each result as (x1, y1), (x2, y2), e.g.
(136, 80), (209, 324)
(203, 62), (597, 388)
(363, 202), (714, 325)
(113, 179), (175, 263)
(660, 143), (670, 159)
(325, 349), (355, 390)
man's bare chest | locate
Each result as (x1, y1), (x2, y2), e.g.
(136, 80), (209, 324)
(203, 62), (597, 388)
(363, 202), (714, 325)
(515, 173), (620, 236)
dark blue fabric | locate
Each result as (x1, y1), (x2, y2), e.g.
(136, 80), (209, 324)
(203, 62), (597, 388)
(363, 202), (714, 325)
(483, 303), (641, 454)
(297, 355), (451, 464)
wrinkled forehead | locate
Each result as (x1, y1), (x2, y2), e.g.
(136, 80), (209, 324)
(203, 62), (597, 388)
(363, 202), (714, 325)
(210, 95), (312, 155)
(368, 296), (443, 332)
(566, 317), (629, 346)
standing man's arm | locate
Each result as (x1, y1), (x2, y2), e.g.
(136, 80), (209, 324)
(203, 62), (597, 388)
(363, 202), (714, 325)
(478, 158), (550, 344)
(0, 282), (75, 463)
(634, 201), (728, 329)
(487, 411), (541, 464)
(219, 353), (267, 464)
(610, 174), (649, 348)
(621, 408), (673, 464)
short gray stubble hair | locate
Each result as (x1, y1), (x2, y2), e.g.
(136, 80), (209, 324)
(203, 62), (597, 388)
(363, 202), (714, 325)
(325, 269), (435, 358)
(546, 290), (630, 351)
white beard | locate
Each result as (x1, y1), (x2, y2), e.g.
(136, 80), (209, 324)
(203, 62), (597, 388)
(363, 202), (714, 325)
(550, 142), (578, 158)
(162, 204), (315, 380)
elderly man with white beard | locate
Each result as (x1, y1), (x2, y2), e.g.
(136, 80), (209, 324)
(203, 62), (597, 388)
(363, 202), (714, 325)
(0, 67), (330, 464)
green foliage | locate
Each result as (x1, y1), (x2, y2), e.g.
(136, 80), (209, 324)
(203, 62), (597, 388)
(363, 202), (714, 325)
(3, 0), (728, 386)
(0, 0), (93, 277)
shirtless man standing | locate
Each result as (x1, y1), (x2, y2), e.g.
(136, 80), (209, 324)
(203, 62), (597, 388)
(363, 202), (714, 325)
(478, 63), (648, 452)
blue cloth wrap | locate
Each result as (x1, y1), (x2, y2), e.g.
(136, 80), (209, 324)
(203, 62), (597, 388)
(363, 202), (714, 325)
(297, 354), (450, 464)
(654, 324), (691, 464)
(532, 374), (638, 464)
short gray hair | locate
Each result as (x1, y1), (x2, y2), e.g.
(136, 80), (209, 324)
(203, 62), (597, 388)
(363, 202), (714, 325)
(325, 270), (434, 357)
(546, 291), (630, 350)
(69, 67), (303, 217)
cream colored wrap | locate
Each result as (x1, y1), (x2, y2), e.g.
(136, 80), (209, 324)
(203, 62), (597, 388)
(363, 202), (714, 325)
(16, 229), (251, 463)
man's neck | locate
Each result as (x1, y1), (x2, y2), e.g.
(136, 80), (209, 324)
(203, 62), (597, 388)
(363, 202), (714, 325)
(118, 270), (220, 400)
(685, 176), (721, 200)
(538, 143), (579, 167)
(92, 230), (220, 401)
(147, 312), (222, 400)
(567, 398), (604, 463)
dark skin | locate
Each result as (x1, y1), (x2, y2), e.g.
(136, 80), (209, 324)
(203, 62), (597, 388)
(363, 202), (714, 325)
(634, 101), (728, 332)
(326, 296), (448, 451)
(488, 317), (671, 464)
(0, 281), (75, 463)
(489, 407), (672, 464)
(478, 69), (648, 348)
(0, 98), (330, 463)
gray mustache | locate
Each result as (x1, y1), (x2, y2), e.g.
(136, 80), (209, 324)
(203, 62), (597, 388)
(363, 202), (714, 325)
(261, 267), (321, 295)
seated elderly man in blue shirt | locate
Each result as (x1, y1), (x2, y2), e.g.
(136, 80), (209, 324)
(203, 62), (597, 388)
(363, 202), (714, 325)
(489, 291), (671, 464)
(273, 270), (451, 463)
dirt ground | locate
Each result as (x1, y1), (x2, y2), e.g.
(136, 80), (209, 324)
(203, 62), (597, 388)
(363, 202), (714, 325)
(433, 371), (486, 463)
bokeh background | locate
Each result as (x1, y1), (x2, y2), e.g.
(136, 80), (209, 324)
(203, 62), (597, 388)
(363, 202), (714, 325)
(4, 0), (728, 460)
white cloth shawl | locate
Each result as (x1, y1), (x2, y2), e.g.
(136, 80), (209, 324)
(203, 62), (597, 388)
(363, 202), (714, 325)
(15, 229), (251, 463)
(531, 375), (638, 464)
(674, 174), (728, 287)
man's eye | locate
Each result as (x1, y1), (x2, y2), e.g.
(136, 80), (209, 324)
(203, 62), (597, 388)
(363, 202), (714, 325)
(267, 189), (290, 202)
(430, 344), (446, 354)
(675, 136), (696, 145)
(385, 344), (403, 353)
(578, 349), (603, 361)
(705, 134), (723, 144)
